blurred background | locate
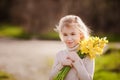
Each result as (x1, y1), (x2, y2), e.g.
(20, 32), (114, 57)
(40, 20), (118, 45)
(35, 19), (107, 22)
(0, 0), (120, 80)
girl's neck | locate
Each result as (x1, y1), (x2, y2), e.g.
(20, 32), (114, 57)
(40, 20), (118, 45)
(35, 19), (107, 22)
(66, 44), (79, 52)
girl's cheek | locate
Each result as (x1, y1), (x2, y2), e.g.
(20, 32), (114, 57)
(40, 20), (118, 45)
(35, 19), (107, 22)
(62, 37), (67, 42)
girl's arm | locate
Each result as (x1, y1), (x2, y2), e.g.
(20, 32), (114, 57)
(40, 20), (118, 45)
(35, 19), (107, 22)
(73, 56), (95, 80)
(67, 52), (95, 80)
(49, 52), (63, 80)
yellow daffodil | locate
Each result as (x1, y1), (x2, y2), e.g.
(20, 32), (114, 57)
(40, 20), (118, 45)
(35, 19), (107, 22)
(79, 37), (108, 59)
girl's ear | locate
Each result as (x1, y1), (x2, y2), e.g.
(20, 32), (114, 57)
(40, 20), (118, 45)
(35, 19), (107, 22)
(80, 32), (84, 40)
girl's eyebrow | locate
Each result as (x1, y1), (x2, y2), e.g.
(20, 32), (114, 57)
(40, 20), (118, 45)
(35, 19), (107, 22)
(71, 31), (75, 33)
(62, 32), (67, 35)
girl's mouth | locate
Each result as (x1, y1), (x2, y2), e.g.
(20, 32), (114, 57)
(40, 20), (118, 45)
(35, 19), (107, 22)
(67, 42), (73, 45)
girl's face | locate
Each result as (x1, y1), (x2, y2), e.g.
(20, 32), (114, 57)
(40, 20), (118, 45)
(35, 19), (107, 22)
(61, 26), (83, 48)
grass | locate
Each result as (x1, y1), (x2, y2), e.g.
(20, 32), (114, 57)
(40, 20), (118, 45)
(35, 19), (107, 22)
(0, 24), (31, 39)
(0, 24), (59, 40)
(107, 34), (120, 42)
(94, 48), (120, 80)
(94, 71), (120, 80)
(37, 31), (59, 40)
(0, 24), (120, 41)
(92, 33), (120, 42)
(0, 71), (16, 80)
(0, 25), (23, 37)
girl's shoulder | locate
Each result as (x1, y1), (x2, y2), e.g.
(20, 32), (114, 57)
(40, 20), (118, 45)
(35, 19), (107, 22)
(84, 56), (94, 60)
(83, 56), (95, 65)
(56, 49), (67, 57)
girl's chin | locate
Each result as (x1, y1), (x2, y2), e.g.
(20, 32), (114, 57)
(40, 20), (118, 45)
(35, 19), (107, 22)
(66, 44), (78, 48)
(67, 45), (75, 48)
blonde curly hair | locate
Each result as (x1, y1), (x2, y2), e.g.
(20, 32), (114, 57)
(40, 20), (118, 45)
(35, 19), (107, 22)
(55, 15), (91, 40)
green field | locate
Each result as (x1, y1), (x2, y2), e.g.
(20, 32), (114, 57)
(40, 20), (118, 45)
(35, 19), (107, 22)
(0, 25), (120, 41)
(94, 48), (120, 80)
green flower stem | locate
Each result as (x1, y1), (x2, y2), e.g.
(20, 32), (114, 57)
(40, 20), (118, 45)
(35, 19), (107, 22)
(54, 66), (71, 80)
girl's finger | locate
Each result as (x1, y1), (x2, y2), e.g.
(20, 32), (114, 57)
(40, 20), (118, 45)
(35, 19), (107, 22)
(67, 60), (73, 67)
(67, 55), (75, 62)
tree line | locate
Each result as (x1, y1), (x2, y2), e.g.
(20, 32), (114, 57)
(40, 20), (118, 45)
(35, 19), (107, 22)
(0, 0), (120, 35)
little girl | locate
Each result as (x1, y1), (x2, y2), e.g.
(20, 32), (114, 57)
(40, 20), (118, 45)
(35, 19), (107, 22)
(49, 15), (95, 80)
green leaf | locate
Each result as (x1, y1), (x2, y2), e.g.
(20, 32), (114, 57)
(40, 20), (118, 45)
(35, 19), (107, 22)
(77, 50), (86, 59)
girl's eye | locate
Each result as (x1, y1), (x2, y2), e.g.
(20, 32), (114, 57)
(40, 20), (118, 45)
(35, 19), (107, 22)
(71, 33), (75, 35)
(63, 33), (67, 36)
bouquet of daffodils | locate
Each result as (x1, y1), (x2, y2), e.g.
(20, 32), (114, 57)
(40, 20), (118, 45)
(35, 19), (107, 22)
(54, 37), (108, 80)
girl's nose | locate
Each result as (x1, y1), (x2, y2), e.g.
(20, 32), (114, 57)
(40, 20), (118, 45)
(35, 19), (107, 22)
(67, 36), (72, 40)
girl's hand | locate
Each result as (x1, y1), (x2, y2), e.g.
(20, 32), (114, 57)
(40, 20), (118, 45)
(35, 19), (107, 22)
(60, 54), (73, 67)
(61, 58), (73, 67)
(67, 52), (80, 62)
(59, 54), (72, 67)
(67, 52), (84, 70)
